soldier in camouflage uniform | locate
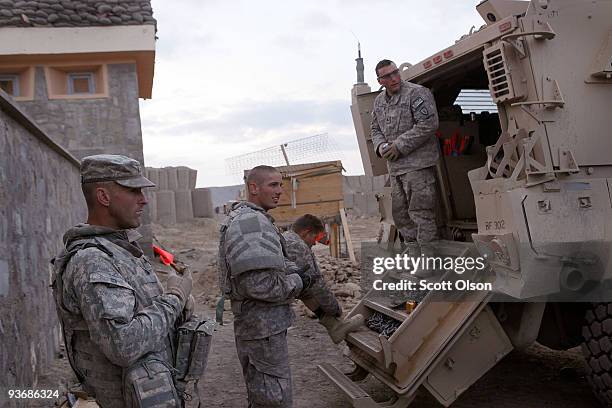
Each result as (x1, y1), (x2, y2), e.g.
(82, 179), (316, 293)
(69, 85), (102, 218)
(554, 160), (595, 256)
(283, 214), (364, 344)
(52, 155), (193, 408)
(218, 165), (313, 408)
(371, 59), (440, 253)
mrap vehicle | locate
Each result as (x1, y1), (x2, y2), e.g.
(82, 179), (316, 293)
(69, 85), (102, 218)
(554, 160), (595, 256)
(319, 0), (612, 406)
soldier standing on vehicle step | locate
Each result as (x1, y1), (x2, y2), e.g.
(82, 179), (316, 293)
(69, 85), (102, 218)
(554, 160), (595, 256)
(371, 59), (440, 256)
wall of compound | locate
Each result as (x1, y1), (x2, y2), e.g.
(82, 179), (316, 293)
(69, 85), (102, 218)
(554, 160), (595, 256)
(0, 92), (86, 407)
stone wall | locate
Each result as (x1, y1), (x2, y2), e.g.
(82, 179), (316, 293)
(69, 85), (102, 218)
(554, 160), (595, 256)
(17, 63), (152, 252)
(0, 91), (86, 407)
(19, 64), (144, 162)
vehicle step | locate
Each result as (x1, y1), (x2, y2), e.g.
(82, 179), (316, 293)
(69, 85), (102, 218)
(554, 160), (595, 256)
(319, 363), (416, 408)
(318, 362), (379, 407)
(347, 329), (383, 358)
(363, 299), (410, 322)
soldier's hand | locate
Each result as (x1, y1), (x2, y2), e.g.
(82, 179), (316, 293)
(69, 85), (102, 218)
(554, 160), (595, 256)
(166, 269), (193, 306)
(382, 143), (400, 161)
(377, 142), (390, 157)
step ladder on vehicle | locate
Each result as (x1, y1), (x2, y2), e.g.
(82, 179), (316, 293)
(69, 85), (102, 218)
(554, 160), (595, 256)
(319, 241), (512, 407)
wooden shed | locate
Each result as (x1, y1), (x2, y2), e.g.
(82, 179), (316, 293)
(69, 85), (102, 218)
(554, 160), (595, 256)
(244, 161), (355, 262)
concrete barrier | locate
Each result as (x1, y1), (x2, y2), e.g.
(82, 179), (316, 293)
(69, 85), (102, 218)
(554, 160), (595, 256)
(145, 190), (157, 221)
(192, 188), (214, 218)
(188, 168), (198, 190)
(156, 190), (177, 224)
(166, 167), (179, 191)
(176, 166), (191, 190)
(174, 190), (194, 222)
(157, 169), (169, 190)
(147, 168), (160, 190)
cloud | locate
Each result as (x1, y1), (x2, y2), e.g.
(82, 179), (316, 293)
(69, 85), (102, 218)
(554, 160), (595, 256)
(141, 99), (353, 142)
(297, 11), (335, 30)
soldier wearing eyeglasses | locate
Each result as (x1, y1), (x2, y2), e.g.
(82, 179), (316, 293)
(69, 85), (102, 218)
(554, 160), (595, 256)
(371, 59), (440, 257)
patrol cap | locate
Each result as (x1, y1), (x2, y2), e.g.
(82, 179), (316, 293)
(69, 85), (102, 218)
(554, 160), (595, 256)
(80, 154), (155, 188)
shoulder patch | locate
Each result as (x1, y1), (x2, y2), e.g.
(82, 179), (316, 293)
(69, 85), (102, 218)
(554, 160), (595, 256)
(411, 97), (424, 110)
(239, 216), (262, 234)
(420, 107), (429, 116)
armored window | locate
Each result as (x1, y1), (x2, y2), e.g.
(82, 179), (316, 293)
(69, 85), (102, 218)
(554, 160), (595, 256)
(67, 72), (95, 94)
(0, 74), (20, 96)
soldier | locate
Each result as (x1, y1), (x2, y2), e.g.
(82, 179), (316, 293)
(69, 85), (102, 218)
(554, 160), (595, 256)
(371, 59), (440, 256)
(218, 165), (312, 408)
(283, 214), (363, 343)
(52, 154), (193, 408)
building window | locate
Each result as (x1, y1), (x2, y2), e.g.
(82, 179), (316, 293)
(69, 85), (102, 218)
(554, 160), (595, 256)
(0, 74), (20, 96)
(45, 64), (107, 100)
(67, 72), (95, 94)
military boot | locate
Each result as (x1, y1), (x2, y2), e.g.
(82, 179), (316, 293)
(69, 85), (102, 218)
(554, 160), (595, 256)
(319, 314), (364, 344)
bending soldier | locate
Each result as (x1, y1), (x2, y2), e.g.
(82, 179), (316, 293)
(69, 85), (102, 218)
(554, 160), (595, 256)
(218, 165), (312, 408)
(371, 59), (440, 257)
(52, 155), (193, 407)
(283, 214), (363, 343)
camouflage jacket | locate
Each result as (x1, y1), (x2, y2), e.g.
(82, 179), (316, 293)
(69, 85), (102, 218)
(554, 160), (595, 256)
(371, 80), (440, 176)
(219, 201), (303, 340)
(52, 224), (182, 404)
(282, 230), (322, 279)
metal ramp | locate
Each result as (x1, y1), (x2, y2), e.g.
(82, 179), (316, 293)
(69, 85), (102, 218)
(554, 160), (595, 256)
(319, 241), (513, 407)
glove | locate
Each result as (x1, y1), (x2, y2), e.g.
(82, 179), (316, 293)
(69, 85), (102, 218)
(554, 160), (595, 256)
(382, 143), (400, 161)
(166, 270), (193, 307)
(377, 142), (389, 157)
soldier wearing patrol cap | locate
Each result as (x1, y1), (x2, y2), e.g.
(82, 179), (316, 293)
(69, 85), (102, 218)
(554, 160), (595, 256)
(218, 165), (313, 408)
(52, 154), (193, 407)
(371, 59), (440, 257)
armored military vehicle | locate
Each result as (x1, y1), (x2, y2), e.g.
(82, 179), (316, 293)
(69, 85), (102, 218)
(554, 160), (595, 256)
(319, 0), (612, 406)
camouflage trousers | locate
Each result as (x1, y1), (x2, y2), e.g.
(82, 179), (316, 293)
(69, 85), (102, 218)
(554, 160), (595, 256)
(300, 278), (342, 318)
(236, 330), (292, 408)
(391, 167), (438, 243)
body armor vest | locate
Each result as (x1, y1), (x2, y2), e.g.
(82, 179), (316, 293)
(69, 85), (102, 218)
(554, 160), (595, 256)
(52, 236), (173, 408)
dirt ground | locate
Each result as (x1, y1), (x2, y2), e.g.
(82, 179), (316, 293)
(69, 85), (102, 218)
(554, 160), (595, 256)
(34, 215), (601, 408)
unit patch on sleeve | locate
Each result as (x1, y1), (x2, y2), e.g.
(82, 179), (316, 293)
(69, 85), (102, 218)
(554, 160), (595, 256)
(411, 97), (424, 110)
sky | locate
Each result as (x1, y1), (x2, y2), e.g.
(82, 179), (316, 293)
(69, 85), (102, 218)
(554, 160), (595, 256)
(140, 0), (486, 187)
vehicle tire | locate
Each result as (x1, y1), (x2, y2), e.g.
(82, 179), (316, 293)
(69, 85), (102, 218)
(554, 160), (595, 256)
(582, 303), (612, 406)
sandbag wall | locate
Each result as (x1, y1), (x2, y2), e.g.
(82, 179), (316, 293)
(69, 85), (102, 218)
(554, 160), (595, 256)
(144, 167), (214, 224)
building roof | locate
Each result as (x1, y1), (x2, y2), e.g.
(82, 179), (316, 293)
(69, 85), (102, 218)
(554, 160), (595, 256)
(0, 0), (155, 28)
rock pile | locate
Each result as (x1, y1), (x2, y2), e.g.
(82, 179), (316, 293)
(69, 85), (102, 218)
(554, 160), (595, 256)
(184, 253), (364, 319)
(294, 253), (363, 318)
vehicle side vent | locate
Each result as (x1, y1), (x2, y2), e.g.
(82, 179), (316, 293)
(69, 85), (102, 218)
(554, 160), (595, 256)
(483, 42), (526, 104)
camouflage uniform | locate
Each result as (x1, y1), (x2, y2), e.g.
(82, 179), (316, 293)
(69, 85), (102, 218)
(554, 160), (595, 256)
(282, 230), (341, 317)
(371, 80), (440, 243)
(52, 155), (182, 408)
(53, 225), (182, 408)
(218, 201), (303, 408)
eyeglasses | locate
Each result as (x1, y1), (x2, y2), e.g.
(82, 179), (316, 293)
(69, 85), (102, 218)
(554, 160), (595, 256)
(315, 231), (329, 245)
(377, 69), (400, 81)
